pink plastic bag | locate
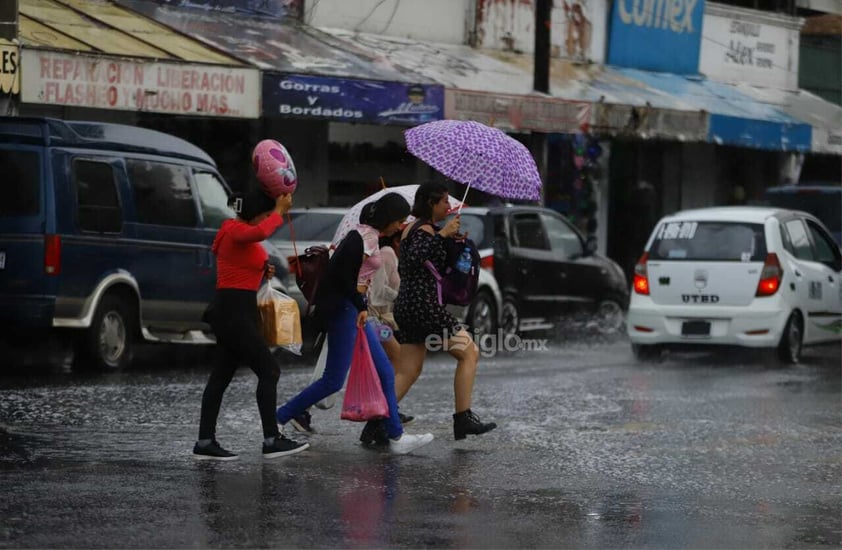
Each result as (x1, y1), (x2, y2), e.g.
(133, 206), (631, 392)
(340, 326), (389, 422)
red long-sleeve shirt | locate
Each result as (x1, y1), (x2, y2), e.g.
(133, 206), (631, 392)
(212, 212), (283, 290)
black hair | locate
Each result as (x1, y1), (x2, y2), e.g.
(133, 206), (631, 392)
(378, 229), (401, 250)
(411, 181), (448, 220)
(359, 193), (411, 231)
(236, 187), (275, 221)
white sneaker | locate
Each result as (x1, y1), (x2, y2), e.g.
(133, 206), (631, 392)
(389, 433), (434, 455)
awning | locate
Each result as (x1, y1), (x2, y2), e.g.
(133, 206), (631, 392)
(17, 0), (261, 118)
(116, 0), (431, 83)
(314, 27), (841, 153)
(115, 0), (445, 122)
(20, 0), (242, 65)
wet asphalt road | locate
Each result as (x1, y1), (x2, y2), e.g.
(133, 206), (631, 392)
(0, 334), (840, 549)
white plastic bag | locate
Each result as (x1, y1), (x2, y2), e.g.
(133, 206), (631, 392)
(311, 337), (338, 410)
(257, 284), (302, 355)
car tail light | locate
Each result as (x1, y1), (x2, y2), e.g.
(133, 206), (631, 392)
(756, 253), (782, 297)
(480, 254), (494, 272)
(44, 234), (61, 276)
(632, 252), (649, 295)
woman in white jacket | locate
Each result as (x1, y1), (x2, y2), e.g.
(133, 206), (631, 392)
(367, 231), (402, 365)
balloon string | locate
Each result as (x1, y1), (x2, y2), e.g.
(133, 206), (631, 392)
(288, 213), (302, 279)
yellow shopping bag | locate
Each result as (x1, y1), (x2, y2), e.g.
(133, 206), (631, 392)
(257, 285), (302, 355)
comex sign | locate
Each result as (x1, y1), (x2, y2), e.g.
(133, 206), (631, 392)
(608, 0), (705, 74)
(617, 0), (698, 32)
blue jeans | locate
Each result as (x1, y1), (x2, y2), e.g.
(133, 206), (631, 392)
(277, 299), (403, 439)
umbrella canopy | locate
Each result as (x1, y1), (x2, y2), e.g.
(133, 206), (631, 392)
(404, 120), (542, 201)
(332, 184), (463, 245)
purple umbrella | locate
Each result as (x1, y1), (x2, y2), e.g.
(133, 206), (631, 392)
(404, 119), (542, 202)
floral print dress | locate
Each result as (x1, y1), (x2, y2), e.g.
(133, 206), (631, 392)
(394, 221), (461, 344)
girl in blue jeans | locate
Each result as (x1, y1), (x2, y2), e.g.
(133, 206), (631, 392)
(276, 193), (433, 455)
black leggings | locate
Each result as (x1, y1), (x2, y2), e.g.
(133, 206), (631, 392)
(198, 288), (280, 440)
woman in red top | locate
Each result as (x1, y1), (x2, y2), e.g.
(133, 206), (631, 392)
(194, 188), (308, 461)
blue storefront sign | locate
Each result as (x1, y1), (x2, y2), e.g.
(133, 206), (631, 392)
(708, 114), (811, 152)
(263, 74), (443, 125)
(607, 0), (705, 74)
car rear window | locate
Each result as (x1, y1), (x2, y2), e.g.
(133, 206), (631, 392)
(273, 212), (344, 241)
(648, 221), (767, 262)
(0, 149), (40, 217)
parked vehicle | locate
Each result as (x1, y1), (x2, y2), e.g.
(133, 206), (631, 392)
(764, 184), (842, 246)
(447, 206), (629, 337)
(0, 117), (288, 370)
(627, 206), (842, 362)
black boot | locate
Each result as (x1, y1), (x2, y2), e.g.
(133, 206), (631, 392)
(453, 409), (497, 440)
(359, 419), (389, 446)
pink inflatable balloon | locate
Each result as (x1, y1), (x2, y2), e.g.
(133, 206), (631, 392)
(252, 139), (297, 197)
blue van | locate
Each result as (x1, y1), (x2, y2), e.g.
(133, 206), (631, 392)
(0, 117), (284, 370)
(764, 184), (842, 246)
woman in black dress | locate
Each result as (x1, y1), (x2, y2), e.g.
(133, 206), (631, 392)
(393, 182), (496, 440)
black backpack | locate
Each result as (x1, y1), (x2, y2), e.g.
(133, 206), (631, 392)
(293, 245), (330, 315)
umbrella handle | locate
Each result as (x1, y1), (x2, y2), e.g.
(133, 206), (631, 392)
(458, 184), (471, 214)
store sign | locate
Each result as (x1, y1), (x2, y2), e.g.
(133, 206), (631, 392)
(0, 42), (19, 94)
(21, 50), (260, 118)
(700, 7), (799, 90)
(263, 74), (443, 124)
(607, 0), (705, 74)
(708, 114), (811, 152)
(445, 89), (591, 134)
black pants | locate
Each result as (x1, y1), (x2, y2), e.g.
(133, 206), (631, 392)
(198, 288), (280, 440)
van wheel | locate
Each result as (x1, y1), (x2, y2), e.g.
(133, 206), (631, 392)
(75, 294), (136, 370)
(500, 297), (520, 336)
(777, 311), (803, 364)
(632, 343), (661, 361)
(468, 291), (497, 340)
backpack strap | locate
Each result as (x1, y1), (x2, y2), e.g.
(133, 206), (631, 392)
(423, 260), (444, 305)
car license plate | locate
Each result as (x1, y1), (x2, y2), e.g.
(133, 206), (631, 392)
(0, 251), (5, 270)
(682, 320), (711, 336)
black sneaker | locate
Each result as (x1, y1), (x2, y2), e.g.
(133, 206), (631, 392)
(290, 410), (315, 434)
(193, 440), (238, 461)
(359, 419), (389, 446)
(263, 435), (309, 459)
(398, 412), (415, 425)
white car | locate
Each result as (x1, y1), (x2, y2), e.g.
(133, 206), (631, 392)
(627, 206), (842, 363)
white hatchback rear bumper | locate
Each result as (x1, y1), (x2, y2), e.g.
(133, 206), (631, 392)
(627, 297), (790, 348)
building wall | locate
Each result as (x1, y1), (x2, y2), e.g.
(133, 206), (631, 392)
(800, 35), (842, 105)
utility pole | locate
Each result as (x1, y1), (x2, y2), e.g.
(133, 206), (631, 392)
(532, 0), (551, 204)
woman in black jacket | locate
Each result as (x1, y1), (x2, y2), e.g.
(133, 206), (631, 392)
(276, 193), (433, 455)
